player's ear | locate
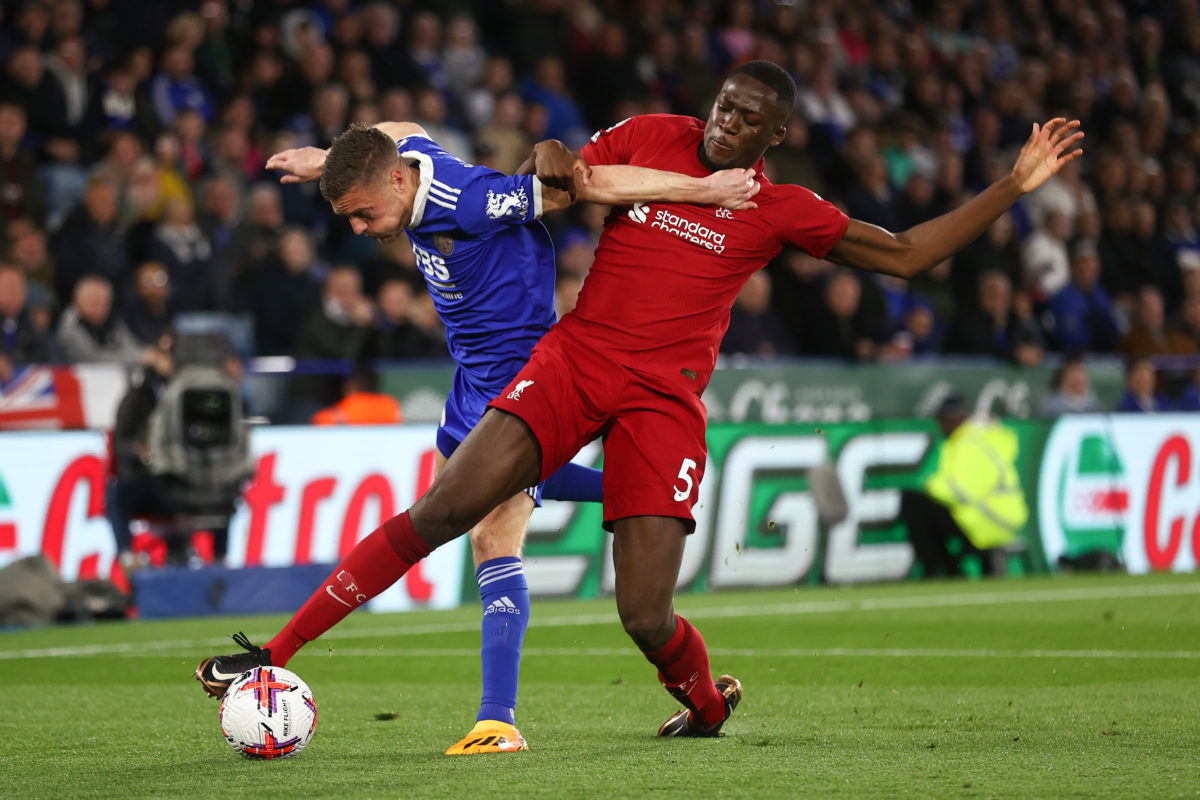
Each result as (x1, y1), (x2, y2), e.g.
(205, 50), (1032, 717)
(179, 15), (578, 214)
(770, 123), (787, 148)
(389, 167), (407, 193)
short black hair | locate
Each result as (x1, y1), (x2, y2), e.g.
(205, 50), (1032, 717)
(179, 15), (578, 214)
(727, 60), (798, 122)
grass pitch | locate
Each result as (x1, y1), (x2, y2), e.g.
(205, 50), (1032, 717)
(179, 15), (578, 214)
(2, 572), (1198, 800)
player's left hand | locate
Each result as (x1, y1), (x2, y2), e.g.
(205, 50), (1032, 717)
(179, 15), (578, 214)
(702, 168), (761, 210)
(531, 139), (592, 202)
(1010, 118), (1084, 194)
(266, 146), (328, 184)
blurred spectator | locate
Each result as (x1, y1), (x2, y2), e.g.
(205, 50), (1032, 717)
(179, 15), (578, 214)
(721, 271), (794, 357)
(407, 11), (447, 95)
(798, 64), (856, 144)
(951, 213), (1021, 311)
(1171, 293), (1200, 351)
(554, 226), (595, 279)
(1128, 200), (1182, 311)
(946, 270), (1045, 365)
(1021, 209), (1072, 300)
(312, 365), (403, 426)
(2, 45), (69, 153)
(0, 263), (51, 364)
(844, 155), (900, 232)
(765, 120), (826, 199)
(5, 217), (54, 310)
(804, 269), (882, 361)
(678, 21), (720, 114)
(576, 22), (648, 129)
(120, 261), (172, 346)
(1119, 285), (1195, 361)
(229, 183), (283, 287)
(1047, 242), (1120, 353)
(1174, 366), (1200, 412)
(51, 175), (129, 306)
(245, 227), (322, 357)
(475, 92), (532, 177)
(362, 1), (425, 92)
(1040, 356), (1104, 416)
(520, 56), (589, 149)
(413, 86), (471, 162)
(554, 274), (583, 320)
(884, 294), (943, 360)
(56, 274), (147, 366)
(443, 14), (486, 107)
(44, 34), (93, 146)
(1116, 356), (1171, 412)
(290, 265), (373, 411)
(94, 62), (158, 140)
(149, 43), (213, 129)
(0, 103), (45, 227)
(464, 56), (516, 130)
(148, 198), (224, 313)
(364, 276), (441, 360)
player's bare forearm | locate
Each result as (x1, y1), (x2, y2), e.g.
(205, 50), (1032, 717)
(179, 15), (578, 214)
(372, 121), (428, 144)
(827, 118), (1083, 279)
(578, 165), (760, 209)
(266, 121), (428, 184)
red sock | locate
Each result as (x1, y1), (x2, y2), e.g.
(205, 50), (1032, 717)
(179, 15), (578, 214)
(266, 511), (430, 665)
(642, 614), (725, 729)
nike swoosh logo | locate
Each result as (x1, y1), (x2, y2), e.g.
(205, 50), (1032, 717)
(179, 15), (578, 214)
(209, 663), (247, 681)
(326, 585), (353, 608)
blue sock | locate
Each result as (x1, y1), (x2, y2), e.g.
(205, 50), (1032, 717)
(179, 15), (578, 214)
(476, 557), (530, 726)
(541, 462), (603, 503)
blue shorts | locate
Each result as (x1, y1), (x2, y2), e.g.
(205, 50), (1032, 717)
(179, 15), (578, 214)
(437, 366), (544, 506)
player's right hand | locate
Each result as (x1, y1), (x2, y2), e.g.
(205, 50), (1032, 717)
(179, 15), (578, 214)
(265, 146), (328, 184)
(704, 168), (760, 210)
(532, 139), (592, 203)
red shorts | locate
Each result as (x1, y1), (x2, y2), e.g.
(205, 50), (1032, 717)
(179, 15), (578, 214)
(488, 328), (708, 532)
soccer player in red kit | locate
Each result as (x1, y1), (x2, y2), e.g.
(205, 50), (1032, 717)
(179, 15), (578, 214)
(197, 61), (1082, 740)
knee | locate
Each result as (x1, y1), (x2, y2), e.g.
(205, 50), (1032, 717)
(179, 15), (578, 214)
(411, 488), (474, 546)
(618, 607), (676, 652)
(469, 527), (521, 563)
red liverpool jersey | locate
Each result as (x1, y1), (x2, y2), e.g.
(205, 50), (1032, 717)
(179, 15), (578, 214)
(566, 113), (849, 392)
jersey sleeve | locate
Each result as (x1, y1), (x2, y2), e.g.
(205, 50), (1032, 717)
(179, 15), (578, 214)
(773, 185), (850, 258)
(454, 172), (545, 237)
(581, 116), (639, 166)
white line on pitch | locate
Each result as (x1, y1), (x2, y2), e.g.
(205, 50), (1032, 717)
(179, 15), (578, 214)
(0, 580), (1197, 661)
(314, 646), (1200, 660)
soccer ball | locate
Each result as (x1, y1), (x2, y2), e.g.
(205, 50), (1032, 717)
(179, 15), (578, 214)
(219, 666), (318, 759)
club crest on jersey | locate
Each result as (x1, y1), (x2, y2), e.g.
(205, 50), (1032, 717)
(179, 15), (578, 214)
(433, 235), (455, 256)
(507, 380), (534, 401)
(715, 207), (734, 219)
(486, 186), (529, 220)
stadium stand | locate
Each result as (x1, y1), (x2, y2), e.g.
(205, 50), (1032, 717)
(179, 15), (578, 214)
(1, 0), (1199, 410)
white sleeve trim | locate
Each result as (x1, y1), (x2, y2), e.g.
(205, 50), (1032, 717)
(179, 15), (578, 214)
(531, 176), (544, 220)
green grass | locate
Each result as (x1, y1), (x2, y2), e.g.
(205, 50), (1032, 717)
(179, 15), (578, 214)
(3, 573), (1199, 799)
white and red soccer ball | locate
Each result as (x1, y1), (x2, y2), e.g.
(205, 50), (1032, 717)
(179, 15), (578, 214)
(219, 666), (318, 759)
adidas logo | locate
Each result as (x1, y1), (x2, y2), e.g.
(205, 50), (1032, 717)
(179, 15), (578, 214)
(484, 596), (521, 616)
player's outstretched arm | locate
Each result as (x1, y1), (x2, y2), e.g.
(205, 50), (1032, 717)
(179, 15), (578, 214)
(581, 165), (760, 210)
(826, 118), (1083, 279)
(527, 138), (760, 213)
(265, 122), (429, 184)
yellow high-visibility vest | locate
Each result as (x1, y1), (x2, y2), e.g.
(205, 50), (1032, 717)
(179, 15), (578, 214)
(925, 420), (1029, 549)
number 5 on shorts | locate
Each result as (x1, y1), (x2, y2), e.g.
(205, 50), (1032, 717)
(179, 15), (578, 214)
(673, 458), (698, 502)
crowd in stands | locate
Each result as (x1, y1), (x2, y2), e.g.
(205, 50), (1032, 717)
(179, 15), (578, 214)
(0, 0), (1199, 413)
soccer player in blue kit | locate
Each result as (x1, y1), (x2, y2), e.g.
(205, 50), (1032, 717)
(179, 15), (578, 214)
(195, 120), (760, 754)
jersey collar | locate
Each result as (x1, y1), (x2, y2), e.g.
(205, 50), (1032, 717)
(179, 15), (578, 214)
(398, 137), (435, 229)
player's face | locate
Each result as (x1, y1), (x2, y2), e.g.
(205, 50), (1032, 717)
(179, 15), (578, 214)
(331, 168), (413, 243)
(701, 75), (787, 171)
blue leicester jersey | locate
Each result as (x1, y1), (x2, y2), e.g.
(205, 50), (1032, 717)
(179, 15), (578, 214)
(397, 134), (557, 390)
